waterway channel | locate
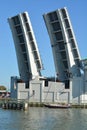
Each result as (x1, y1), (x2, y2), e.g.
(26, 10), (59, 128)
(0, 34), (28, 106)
(0, 107), (87, 130)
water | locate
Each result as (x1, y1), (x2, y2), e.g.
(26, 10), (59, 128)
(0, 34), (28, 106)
(0, 107), (87, 130)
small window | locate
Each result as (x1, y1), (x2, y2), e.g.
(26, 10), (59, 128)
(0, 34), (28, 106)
(45, 80), (48, 87)
(72, 49), (79, 58)
(20, 44), (26, 52)
(55, 32), (63, 41)
(33, 51), (38, 59)
(25, 23), (30, 31)
(61, 51), (67, 59)
(65, 80), (70, 89)
(52, 22), (61, 31)
(18, 35), (24, 43)
(22, 13), (27, 22)
(69, 39), (76, 48)
(63, 61), (68, 69)
(25, 82), (29, 89)
(67, 29), (73, 38)
(48, 12), (58, 22)
(12, 16), (20, 25)
(36, 60), (41, 69)
(28, 32), (33, 41)
(58, 41), (65, 50)
(61, 9), (67, 18)
(64, 19), (70, 28)
(23, 53), (27, 61)
(15, 26), (22, 34)
(30, 41), (36, 50)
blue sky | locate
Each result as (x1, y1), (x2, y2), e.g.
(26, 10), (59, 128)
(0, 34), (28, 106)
(0, 0), (87, 89)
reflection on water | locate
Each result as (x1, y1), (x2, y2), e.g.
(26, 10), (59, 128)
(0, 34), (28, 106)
(0, 107), (87, 130)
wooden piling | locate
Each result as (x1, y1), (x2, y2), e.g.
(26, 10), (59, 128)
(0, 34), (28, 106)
(2, 101), (28, 110)
(23, 102), (28, 110)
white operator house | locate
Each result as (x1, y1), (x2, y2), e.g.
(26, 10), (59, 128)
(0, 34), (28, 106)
(8, 8), (87, 104)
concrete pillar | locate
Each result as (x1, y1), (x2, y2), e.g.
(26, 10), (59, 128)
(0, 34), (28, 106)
(23, 102), (28, 110)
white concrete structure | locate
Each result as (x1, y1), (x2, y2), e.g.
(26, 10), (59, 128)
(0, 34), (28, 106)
(9, 8), (87, 104)
(43, 7), (82, 81)
(10, 75), (87, 104)
(8, 12), (43, 84)
(81, 59), (87, 103)
(11, 76), (70, 103)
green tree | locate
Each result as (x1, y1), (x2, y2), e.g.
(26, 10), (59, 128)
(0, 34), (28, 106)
(0, 86), (7, 90)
